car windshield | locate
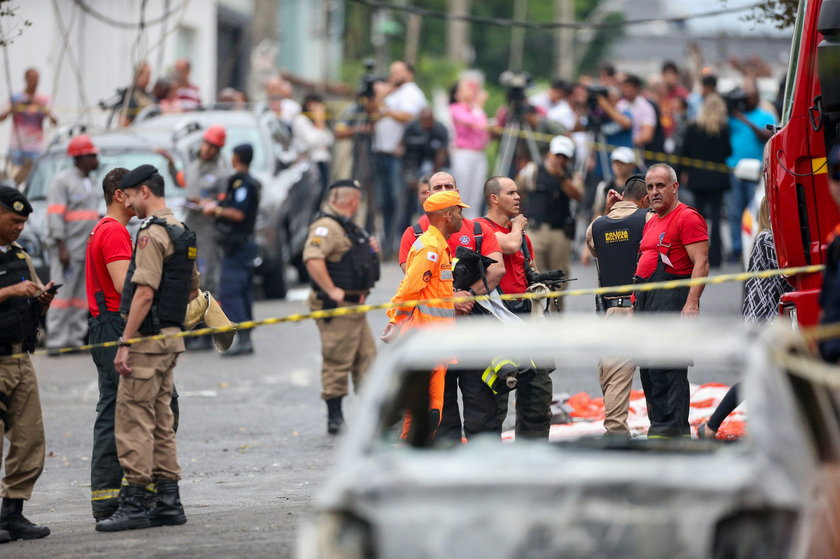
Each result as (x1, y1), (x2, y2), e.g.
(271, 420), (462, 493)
(217, 126), (267, 173)
(26, 150), (184, 202)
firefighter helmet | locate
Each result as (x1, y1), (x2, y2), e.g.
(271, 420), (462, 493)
(203, 125), (226, 148)
(67, 134), (99, 157)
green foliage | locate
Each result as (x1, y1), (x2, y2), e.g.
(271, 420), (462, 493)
(733, 0), (799, 30)
(0, 0), (32, 47)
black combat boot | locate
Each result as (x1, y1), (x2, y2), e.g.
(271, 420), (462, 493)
(0, 528), (9, 543)
(148, 479), (187, 527)
(95, 484), (151, 532)
(326, 397), (345, 435)
(0, 498), (50, 540)
(221, 330), (254, 357)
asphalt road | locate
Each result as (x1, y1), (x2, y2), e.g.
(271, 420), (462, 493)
(8, 258), (746, 558)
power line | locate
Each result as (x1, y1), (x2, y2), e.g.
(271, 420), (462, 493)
(73, 0), (182, 29)
(347, 0), (762, 30)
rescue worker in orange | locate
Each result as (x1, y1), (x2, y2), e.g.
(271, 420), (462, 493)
(381, 191), (468, 438)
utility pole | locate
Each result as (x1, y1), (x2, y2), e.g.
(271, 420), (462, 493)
(509, 0), (527, 71)
(249, 0), (278, 100)
(405, 12), (422, 65)
(555, 0), (574, 80)
(447, 0), (469, 64)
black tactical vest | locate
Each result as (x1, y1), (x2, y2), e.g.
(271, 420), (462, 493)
(314, 213), (380, 291)
(591, 207), (648, 293)
(523, 163), (571, 227)
(120, 217), (197, 335)
(0, 246), (39, 346)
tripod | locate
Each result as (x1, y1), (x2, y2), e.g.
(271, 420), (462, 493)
(494, 100), (541, 178)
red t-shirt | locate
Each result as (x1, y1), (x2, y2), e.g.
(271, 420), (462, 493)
(398, 215), (502, 265)
(635, 204), (708, 278)
(475, 217), (534, 295)
(85, 217), (133, 317)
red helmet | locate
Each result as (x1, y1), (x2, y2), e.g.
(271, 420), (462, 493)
(203, 125), (226, 148)
(67, 134), (99, 157)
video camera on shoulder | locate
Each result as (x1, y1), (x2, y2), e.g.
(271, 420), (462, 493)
(724, 87), (748, 114)
(357, 58), (387, 101)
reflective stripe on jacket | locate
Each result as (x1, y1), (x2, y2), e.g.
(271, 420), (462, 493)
(387, 224), (455, 329)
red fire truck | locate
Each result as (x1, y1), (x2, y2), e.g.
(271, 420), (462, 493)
(766, 0), (840, 325)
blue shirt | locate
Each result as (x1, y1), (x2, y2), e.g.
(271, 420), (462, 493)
(594, 108), (633, 178)
(727, 107), (776, 168)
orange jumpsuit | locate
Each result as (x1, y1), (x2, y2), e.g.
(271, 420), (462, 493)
(386, 225), (455, 437)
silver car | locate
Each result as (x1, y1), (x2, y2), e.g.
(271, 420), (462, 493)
(297, 316), (839, 559)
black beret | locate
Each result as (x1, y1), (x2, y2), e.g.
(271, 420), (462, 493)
(0, 186), (32, 216)
(232, 143), (253, 164)
(121, 164), (159, 189)
(328, 179), (361, 190)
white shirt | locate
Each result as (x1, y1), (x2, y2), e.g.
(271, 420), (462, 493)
(292, 114), (334, 163)
(546, 99), (576, 131)
(616, 96), (656, 146)
(374, 82), (427, 154)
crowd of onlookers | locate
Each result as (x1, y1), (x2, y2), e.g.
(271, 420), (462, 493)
(2, 58), (780, 267)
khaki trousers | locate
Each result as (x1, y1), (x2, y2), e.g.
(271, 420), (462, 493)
(598, 306), (636, 436)
(316, 314), (376, 400)
(0, 353), (45, 499)
(115, 351), (180, 485)
(529, 224), (571, 311)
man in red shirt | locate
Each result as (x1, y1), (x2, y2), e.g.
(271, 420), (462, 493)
(634, 163), (709, 438)
(398, 171), (506, 440)
(478, 176), (552, 440)
(84, 168), (137, 521)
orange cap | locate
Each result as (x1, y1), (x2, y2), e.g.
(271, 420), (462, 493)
(423, 191), (470, 212)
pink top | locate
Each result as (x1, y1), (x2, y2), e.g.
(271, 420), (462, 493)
(449, 102), (489, 151)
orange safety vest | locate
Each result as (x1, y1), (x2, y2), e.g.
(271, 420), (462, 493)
(387, 224), (456, 330)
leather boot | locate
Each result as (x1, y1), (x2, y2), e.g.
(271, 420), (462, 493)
(326, 397), (345, 435)
(221, 330), (254, 357)
(0, 498), (50, 540)
(148, 479), (187, 527)
(95, 484), (151, 532)
(0, 528), (9, 544)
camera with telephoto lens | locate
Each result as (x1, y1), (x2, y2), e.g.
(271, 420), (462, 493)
(585, 84), (609, 131)
(357, 58), (386, 100)
(724, 87), (748, 114)
(500, 70), (532, 121)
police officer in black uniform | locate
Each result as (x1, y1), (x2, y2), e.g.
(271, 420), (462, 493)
(585, 175), (648, 436)
(0, 187), (55, 543)
(203, 144), (260, 356)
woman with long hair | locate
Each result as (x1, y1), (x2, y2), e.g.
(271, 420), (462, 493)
(679, 93), (731, 268)
(449, 79), (489, 217)
(698, 197), (791, 438)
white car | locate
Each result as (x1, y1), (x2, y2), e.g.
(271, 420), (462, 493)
(297, 315), (840, 559)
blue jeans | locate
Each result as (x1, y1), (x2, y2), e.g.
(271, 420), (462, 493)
(10, 148), (39, 165)
(727, 173), (757, 256)
(218, 240), (256, 323)
(374, 152), (404, 252)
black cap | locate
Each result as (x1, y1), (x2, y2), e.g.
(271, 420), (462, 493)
(328, 179), (361, 190)
(233, 143), (253, 165)
(0, 186), (33, 216)
(121, 164), (159, 189)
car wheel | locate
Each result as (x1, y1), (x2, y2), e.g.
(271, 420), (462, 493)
(261, 255), (288, 299)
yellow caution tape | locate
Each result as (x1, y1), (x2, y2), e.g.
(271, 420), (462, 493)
(4, 264), (825, 359)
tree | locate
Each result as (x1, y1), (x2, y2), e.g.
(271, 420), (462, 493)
(0, 0), (31, 47)
(732, 0), (799, 30)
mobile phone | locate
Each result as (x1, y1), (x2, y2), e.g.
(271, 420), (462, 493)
(46, 283), (63, 294)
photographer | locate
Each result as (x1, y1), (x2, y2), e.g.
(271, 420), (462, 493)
(586, 86), (633, 183)
(117, 62), (154, 127)
(515, 136), (582, 311)
(725, 80), (775, 262)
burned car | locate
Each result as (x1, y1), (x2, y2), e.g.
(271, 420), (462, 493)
(297, 316), (840, 559)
